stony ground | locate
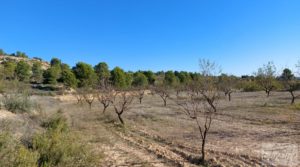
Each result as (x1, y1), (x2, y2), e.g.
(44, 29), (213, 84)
(1, 91), (299, 166)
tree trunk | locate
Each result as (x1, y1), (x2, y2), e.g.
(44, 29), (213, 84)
(139, 97), (142, 104)
(117, 114), (124, 124)
(290, 91), (295, 104)
(208, 102), (216, 112)
(266, 90), (270, 97)
(200, 132), (207, 162)
(102, 105), (108, 113)
(163, 99), (167, 106)
(88, 103), (92, 110)
(228, 93), (231, 101)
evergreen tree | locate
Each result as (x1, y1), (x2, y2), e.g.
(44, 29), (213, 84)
(132, 72), (148, 88)
(15, 61), (31, 82)
(73, 62), (97, 88)
(110, 67), (127, 89)
(31, 62), (44, 83)
(94, 62), (110, 88)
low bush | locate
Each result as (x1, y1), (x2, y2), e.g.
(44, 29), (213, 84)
(240, 81), (261, 92)
(1, 93), (36, 113)
(33, 114), (100, 167)
(0, 132), (39, 167)
(0, 114), (101, 167)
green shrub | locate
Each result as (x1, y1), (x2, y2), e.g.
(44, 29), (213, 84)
(2, 93), (36, 113)
(0, 132), (39, 167)
(33, 115), (100, 167)
(14, 146), (39, 167)
(240, 81), (261, 92)
(0, 115), (101, 167)
(41, 114), (68, 132)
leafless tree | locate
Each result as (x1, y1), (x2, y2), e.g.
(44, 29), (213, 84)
(96, 87), (115, 113)
(154, 85), (170, 107)
(255, 62), (277, 97)
(176, 91), (215, 162)
(284, 80), (300, 104)
(82, 88), (96, 110)
(136, 89), (146, 104)
(175, 59), (220, 162)
(113, 91), (134, 124)
(74, 88), (84, 105)
(218, 74), (237, 101)
(280, 68), (300, 104)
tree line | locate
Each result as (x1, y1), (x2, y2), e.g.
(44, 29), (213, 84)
(1, 50), (300, 104)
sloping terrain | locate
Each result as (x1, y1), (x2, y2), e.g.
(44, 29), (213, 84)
(0, 55), (50, 69)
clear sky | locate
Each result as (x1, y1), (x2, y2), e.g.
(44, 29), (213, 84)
(0, 0), (299, 76)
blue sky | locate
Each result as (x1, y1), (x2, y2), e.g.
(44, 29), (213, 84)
(0, 0), (299, 76)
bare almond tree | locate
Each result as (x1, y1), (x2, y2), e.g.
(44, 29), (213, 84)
(176, 59), (220, 163)
(218, 74), (237, 101)
(96, 87), (115, 113)
(82, 89), (96, 110)
(74, 88), (84, 105)
(176, 91), (215, 162)
(255, 62), (277, 97)
(154, 85), (170, 107)
(284, 80), (300, 104)
(136, 89), (145, 104)
(280, 68), (300, 104)
(113, 91), (134, 124)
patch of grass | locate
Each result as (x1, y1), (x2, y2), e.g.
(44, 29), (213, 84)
(291, 103), (300, 110)
(1, 93), (38, 113)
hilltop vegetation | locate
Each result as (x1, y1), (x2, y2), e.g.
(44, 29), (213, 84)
(0, 49), (299, 94)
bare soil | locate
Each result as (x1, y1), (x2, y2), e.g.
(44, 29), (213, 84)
(1, 91), (299, 166)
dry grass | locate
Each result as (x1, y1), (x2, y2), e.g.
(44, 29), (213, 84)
(1, 91), (299, 166)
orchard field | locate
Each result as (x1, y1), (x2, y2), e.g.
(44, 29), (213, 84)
(2, 90), (298, 167)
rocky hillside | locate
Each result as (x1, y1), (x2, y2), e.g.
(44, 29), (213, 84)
(0, 55), (50, 70)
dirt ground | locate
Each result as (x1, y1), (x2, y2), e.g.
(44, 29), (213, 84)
(2, 91), (300, 167)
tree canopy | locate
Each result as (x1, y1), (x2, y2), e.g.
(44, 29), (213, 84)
(110, 67), (128, 89)
(73, 62), (97, 88)
(94, 62), (110, 88)
(31, 62), (44, 83)
(132, 72), (148, 88)
(15, 61), (31, 82)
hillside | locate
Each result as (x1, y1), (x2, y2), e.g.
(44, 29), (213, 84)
(0, 55), (50, 70)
